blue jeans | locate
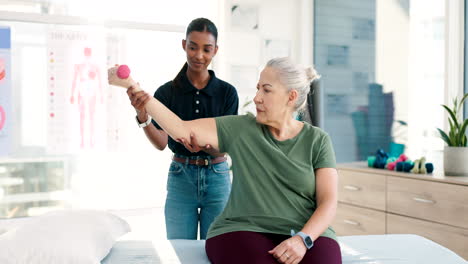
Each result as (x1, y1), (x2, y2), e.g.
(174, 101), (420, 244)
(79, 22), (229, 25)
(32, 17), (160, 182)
(165, 157), (231, 240)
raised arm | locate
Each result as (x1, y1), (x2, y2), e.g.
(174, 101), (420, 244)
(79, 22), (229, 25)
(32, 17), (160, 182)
(108, 65), (220, 151)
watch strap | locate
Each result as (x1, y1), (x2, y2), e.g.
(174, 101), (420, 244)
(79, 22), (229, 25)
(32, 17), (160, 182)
(290, 229), (314, 249)
(136, 115), (152, 128)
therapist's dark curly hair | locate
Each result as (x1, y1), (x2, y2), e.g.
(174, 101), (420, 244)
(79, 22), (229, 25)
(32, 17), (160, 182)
(172, 18), (218, 92)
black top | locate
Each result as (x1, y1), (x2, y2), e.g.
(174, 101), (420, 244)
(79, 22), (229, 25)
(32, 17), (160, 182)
(152, 69), (239, 156)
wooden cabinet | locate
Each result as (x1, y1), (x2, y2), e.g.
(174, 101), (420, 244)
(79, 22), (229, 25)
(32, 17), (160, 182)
(387, 214), (468, 259)
(387, 176), (468, 229)
(338, 170), (386, 210)
(334, 203), (386, 235)
(334, 162), (468, 260)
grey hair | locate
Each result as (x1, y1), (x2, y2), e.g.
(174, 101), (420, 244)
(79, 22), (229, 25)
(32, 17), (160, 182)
(266, 57), (320, 113)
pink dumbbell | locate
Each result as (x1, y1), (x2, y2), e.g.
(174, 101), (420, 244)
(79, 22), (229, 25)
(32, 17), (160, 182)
(116, 64), (131, 79)
(108, 64), (141, 91)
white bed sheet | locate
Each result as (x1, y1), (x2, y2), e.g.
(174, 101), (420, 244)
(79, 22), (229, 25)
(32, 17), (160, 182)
(102, 234), (467, 264)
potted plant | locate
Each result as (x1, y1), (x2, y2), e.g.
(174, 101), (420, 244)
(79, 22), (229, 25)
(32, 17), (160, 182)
(437, 93), (468, 176)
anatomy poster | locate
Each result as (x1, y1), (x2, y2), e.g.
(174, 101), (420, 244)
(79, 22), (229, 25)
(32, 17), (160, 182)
(0, 27), (11, 156)
(47, 28), (107, 153)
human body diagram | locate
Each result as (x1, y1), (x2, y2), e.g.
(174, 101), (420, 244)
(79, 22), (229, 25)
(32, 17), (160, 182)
(70, 47), (103, 148)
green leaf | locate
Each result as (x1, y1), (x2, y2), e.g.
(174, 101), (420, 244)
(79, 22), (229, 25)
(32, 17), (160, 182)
(437, 128), (452, 146)
(440, 93), (468, 146)
(242, 100), (252, 108)
(458, 119), (468, 147)
(448, 119), (457, 145)
(395, 120), (408, 126)
(442, 104), (459, 128)
(458, 93), (468, 112)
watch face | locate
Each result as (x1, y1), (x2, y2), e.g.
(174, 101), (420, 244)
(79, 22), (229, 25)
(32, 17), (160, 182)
(305, 236), (313, 246)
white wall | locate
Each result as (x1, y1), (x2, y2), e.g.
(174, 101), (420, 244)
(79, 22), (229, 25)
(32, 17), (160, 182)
(214, 0), (314, 113)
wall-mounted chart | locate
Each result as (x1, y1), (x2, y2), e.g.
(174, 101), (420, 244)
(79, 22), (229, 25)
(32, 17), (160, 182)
(0, 26), (11, 156)
(0, 105), (5, 131)
(0, 58), (5, 83)
(47, 28), (106, 153)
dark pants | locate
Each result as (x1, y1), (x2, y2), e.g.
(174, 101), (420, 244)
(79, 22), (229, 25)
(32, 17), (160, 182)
(206, 231), (342, 264)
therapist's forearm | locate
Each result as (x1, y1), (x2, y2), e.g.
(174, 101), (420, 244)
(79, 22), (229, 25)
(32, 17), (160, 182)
(108, 65), (205, 146)
(108, 65), (189, 141)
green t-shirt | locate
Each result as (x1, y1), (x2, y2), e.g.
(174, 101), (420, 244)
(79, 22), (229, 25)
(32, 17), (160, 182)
(207, 114), (337, 241)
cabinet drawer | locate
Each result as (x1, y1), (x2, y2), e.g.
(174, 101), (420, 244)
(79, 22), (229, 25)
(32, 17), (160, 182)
(387, 214), (468, 260)
(333, 203), (386, 236)
(387, 176), (468, 228)
(338, 170), (386, 210)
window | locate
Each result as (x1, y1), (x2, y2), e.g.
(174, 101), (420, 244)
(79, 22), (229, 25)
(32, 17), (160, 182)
(314, 0), (447, 163)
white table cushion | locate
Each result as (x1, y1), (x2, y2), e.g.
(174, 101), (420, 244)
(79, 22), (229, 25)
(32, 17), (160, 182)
(102, 234), (467, 264)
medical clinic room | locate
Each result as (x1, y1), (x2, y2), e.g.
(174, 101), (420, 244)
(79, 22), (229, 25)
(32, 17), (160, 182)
(0, 0), (467, 263)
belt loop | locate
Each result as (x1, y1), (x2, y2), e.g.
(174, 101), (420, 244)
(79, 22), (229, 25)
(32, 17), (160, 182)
(184, 156), (189, 166)
(207, 156), (212, 168)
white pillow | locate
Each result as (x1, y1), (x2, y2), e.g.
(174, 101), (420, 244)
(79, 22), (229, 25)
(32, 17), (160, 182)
(0, 209), (130, 264)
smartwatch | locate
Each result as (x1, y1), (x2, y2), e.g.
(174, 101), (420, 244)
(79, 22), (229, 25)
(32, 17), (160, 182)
(291, 229), (314, 249)
(135, 115), (152, 128)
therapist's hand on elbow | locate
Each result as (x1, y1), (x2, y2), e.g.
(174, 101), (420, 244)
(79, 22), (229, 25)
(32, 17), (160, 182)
(177, 133), (212, 153)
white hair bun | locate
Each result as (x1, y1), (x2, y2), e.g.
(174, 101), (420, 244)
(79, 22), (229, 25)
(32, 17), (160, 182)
(306, 67), (320, 82)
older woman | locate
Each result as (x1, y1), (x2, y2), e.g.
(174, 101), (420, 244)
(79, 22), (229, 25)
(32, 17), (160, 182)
(109, 57), (341, 264)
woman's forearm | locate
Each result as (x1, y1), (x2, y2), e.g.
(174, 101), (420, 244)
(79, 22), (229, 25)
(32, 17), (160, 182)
(301, 168), (338, 241)
(108, 65), (218, 149)
(301, 200), (337, 241)
(108, 65), (191, 142)
(144, 96), (192, 143)
(144, 97), (218, 149)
